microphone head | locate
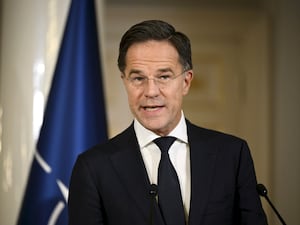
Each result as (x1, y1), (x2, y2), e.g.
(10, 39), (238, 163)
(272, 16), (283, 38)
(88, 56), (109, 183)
(256, 183), (268, 197)
(149, 184), (158, 197)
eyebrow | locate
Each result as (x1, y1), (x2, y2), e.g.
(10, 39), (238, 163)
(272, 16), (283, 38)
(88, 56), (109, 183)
(128, 68), (174, 76)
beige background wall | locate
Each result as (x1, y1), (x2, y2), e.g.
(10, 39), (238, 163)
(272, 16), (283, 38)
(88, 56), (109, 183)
(0, 0), (299, 224)
(103, 4), (273, 220)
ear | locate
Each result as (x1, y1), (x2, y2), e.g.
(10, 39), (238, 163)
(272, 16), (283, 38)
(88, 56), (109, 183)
(182, 70), (193, 95)
(120, 72), (125, 79)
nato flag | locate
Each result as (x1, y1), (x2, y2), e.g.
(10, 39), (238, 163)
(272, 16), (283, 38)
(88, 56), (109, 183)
(17, 0), (108, 224)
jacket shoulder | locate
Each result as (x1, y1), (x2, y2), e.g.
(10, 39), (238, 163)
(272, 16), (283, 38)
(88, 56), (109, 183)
(78, 123), (136, 160)
(187, 120), (245, 143)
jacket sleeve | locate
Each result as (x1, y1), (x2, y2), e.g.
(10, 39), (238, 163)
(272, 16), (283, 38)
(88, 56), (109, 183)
(68, 155), (105, 225)
(236, 141), (268, 225)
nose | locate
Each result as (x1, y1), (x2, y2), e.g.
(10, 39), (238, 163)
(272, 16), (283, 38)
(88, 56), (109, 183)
(144, 79), (160, 98)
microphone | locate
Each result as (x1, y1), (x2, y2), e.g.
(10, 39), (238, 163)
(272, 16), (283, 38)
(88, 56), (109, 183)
(256, 183), (287, 225)
(149, 184), (158, 197)
(149, 184), (158, 225)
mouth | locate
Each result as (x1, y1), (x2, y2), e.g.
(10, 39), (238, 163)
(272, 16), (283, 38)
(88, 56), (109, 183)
(142, 105), (164, 111)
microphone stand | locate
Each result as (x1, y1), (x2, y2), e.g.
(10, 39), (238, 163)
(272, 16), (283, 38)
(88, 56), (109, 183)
(257, 183), (287, 225)
(149, 184), (158, 225)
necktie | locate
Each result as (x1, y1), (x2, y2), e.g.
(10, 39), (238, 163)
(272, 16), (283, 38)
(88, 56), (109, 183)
(153, 136), (185, 225)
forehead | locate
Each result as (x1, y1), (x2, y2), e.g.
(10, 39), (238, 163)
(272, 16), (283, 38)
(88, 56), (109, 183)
(125, 40), (181, 72)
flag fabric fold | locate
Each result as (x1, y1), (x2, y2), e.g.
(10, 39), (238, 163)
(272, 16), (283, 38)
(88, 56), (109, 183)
(17, 0), (108, 224)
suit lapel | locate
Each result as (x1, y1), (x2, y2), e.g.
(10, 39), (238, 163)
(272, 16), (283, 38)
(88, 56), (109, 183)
(109, 125), (165, 225)
(108, 122), (218, 225)
(187, 122), (218, 225)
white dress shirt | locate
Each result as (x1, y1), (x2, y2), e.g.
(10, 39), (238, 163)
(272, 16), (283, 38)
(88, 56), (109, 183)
(134, 112), (191, 217)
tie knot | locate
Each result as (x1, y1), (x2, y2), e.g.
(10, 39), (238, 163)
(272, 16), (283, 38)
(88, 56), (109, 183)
(153, 136), (176, 153)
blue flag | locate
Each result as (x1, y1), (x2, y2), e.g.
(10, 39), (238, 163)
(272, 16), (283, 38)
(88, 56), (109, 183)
(17, 0), (108, 224)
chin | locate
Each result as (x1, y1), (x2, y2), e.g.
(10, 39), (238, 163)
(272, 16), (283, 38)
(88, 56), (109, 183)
(140, 120), (163, 131)
(146, 123), (170, 136)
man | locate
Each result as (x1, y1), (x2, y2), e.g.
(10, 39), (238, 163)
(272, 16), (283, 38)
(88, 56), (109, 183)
(68, 20), (268, 225)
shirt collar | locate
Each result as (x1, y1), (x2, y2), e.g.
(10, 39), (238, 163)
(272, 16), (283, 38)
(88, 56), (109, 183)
(134, 111), (188, 149)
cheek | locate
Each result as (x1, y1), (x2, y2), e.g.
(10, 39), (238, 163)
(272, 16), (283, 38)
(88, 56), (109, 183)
(173, 83), (188, 98)
(126, 89), (140, 107)
(167, 88), (184, 107)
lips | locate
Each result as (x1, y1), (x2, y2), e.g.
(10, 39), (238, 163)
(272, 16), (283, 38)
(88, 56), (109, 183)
(142, 105), (164, 111)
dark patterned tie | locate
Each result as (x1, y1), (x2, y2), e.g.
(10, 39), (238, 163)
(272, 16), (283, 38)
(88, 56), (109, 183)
(153, 136), (185, 225)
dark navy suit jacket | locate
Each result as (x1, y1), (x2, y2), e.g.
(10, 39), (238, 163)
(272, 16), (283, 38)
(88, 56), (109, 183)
(68, 120), (268, 225)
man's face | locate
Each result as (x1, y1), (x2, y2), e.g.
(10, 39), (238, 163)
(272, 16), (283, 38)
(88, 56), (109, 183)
(122, 40), (193, 136)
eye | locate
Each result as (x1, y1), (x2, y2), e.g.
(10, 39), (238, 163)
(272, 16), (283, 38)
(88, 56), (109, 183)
(158, 74), (171, 80)
(131, 76), (146, 82)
